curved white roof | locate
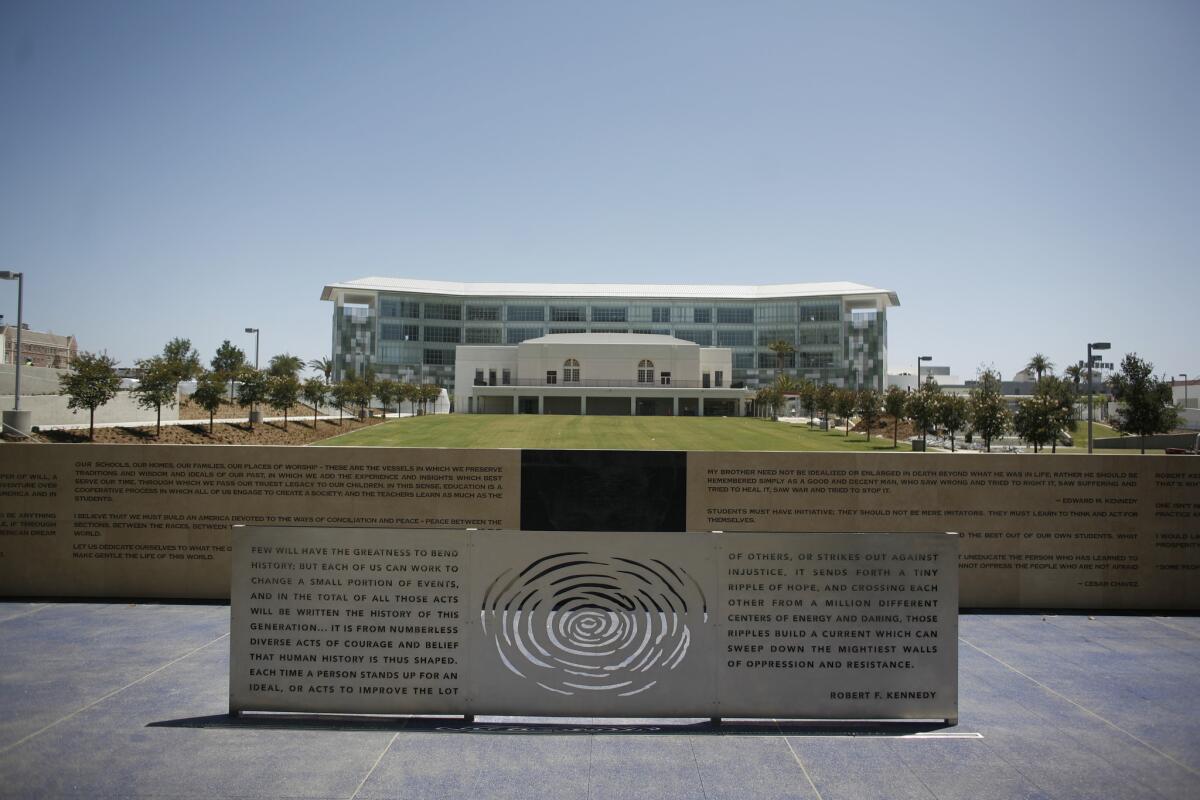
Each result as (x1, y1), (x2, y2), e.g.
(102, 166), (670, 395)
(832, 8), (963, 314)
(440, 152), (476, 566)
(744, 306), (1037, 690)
(322, 277), (898, 305)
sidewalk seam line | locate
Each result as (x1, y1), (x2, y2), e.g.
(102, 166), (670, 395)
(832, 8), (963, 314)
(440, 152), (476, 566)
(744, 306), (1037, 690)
(775, 719), (825, 800)
(960, 635), (1199, 778)
(0, 632), (229, 757)
(348, 731), (398, 800)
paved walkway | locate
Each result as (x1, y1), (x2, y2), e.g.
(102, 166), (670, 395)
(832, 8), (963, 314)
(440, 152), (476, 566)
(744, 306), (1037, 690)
(0, 603), (1197, 799)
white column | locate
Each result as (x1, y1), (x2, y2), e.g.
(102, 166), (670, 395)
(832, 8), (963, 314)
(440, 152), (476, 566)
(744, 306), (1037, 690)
(630, 397), (637, 416)
(672, 397), (679, 416)
(581, 396), (588, 415)
(538, 395), (545, 415)
(512, 395), (519, 414)
(699, 397), (705, 417)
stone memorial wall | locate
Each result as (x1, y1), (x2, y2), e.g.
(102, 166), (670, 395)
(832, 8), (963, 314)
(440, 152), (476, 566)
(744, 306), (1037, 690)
(230, 527), (958, 721)
(2, 445), (1197, 609)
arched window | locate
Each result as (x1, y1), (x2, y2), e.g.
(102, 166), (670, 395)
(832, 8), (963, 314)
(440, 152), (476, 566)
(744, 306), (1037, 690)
(637, 359), (654, 384)
(563, 358), (580, 383)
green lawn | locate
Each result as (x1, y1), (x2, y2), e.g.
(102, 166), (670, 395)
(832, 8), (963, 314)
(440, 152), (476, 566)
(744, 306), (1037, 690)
(1071, 419), (1122, 440)
(314, 415), (911, 451)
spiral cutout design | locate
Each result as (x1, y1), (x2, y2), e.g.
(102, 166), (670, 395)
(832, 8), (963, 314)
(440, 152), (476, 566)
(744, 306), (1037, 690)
(481, 552), (707, 697)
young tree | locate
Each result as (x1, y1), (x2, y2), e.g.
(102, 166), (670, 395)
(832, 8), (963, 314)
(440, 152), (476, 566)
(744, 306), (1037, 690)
(906, 378), (941, 449)
(268, 353), (304, 379)
(969, 368), (1011, 453)
(798, 379), (817, 428)
(267, 374), (300, 430)
(1014, 395), (1057, 452)
(301, 377), (327, 428)
(350, 377), (374, 418)
(1108, 353), (1181, 454)
(1036, 376), (1076, 453)
(419, 383), (441, 415)
(190, 371), (227, 434)
(938, 394), (970, 452)
(774, 374), (798, 417)
(237, 368), (268, 429)
(814, 383), (836, 430)
(307, 357), (333, 384)
(131, 356), (179, 436)
(375, 379), (400, 419)
(755, 385), (782, 420)
(883, 385), (908, 448)
(211, 340), (247, 402)
(856, 388), (882, 444)
(162, 338), (202, 383)
(329, 380), (353, 425)
(58, 352), (121, 441)
(1026, 353), (1053, 382)
(834, 388), (857, 437)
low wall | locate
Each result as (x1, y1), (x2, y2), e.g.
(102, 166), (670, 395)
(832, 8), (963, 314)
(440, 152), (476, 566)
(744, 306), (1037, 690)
(1, 391), (181, 429)
(0, 445), (1196, 609)
(0, 364), (67, 395)
(1093, 433), (1199, 450)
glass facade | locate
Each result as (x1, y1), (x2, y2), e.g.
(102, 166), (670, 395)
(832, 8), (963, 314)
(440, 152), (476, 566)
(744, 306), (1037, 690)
(330, 288), (891, 394)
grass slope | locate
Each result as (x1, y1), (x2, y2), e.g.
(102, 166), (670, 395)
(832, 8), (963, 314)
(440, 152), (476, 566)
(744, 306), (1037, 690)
(315, 415), (910, 451)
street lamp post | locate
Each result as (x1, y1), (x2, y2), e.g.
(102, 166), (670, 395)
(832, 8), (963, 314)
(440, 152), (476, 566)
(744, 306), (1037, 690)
(1087, 341), (1111, 454)
(917, 355), (932, 448)
(244, 327), (260, 424)
(0, 271), (30, 436)
(244, 327), (260, 369)
(1180, 374), (1189, 410)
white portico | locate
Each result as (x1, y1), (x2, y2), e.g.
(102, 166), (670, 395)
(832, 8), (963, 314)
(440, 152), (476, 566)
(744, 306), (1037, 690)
(454, 333), (752, 416)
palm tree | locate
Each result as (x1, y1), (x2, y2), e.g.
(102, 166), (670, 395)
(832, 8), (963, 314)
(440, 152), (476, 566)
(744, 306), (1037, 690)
(1026, 353), (1053, 382)
(269, 353), (304, 378)
(308, 357), (333, 384)
(767, 339), (795, 376)
(1063, 363), (1083, 389)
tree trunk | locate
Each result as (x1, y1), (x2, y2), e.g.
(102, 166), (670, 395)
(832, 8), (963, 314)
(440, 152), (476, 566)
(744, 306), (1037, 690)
(89, 407), (96, 441)
(950, 431), (956, 452)
(156, 404), (162, 436)
(283, 408), (288, 430)
(209, 411), (214, 434)
(893, 419), (898, 448)
(313, 407), (318, 429)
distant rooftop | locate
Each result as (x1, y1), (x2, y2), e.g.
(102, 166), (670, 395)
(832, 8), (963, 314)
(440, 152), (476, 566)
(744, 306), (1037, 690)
(523, 333), (696, 347)
(322, 277), (899, 305)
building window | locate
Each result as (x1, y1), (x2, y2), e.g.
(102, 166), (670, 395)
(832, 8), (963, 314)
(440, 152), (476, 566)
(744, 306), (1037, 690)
(563, 358), (580, 383)
(702, 373), (710, 388)
(550, 306), (585, 322)
(424, 302), (462, 321)
(506, 327), (543, 344)
(637, 359), (654, 384)
(693, 307), (712, 323)
(799, 302), (841, 322)
(423, 348), (455, 366)
(592, 306), (628, 322)
(733, 353), (755, 369)
(474, 369), (485, 386)
(661, 372), (672, 386)
(716, 306), (753, 324)
(674, 329), (712, 346)
(465, 327), (501, 344)
(717, 330), (753, 347)
(380, 324), (419, 341)
(549, 327), (587, 334)
(502, 369), (512, 385)
(652, 307), (670, 323)
(423, 326), (461, 343)
(508, 305), (545, 321)
(466, 305), (500, 321)
(715, 370), (724, 387)
(379, 299), (421, 318)
(488, 369), (497, 386)
(546, 371), (557, 385)
(631, 328), (669, 335)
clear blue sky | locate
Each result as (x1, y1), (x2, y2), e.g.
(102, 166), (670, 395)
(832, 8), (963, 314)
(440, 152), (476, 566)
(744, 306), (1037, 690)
(2, 0), (1197, 380)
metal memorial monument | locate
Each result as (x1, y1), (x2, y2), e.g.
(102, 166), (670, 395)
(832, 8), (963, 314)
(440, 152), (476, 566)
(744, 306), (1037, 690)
(230, 527), (959, 722)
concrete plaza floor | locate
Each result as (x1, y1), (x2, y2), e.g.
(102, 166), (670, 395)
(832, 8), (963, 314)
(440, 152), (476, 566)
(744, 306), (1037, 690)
(0, 602), (1197, 799)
